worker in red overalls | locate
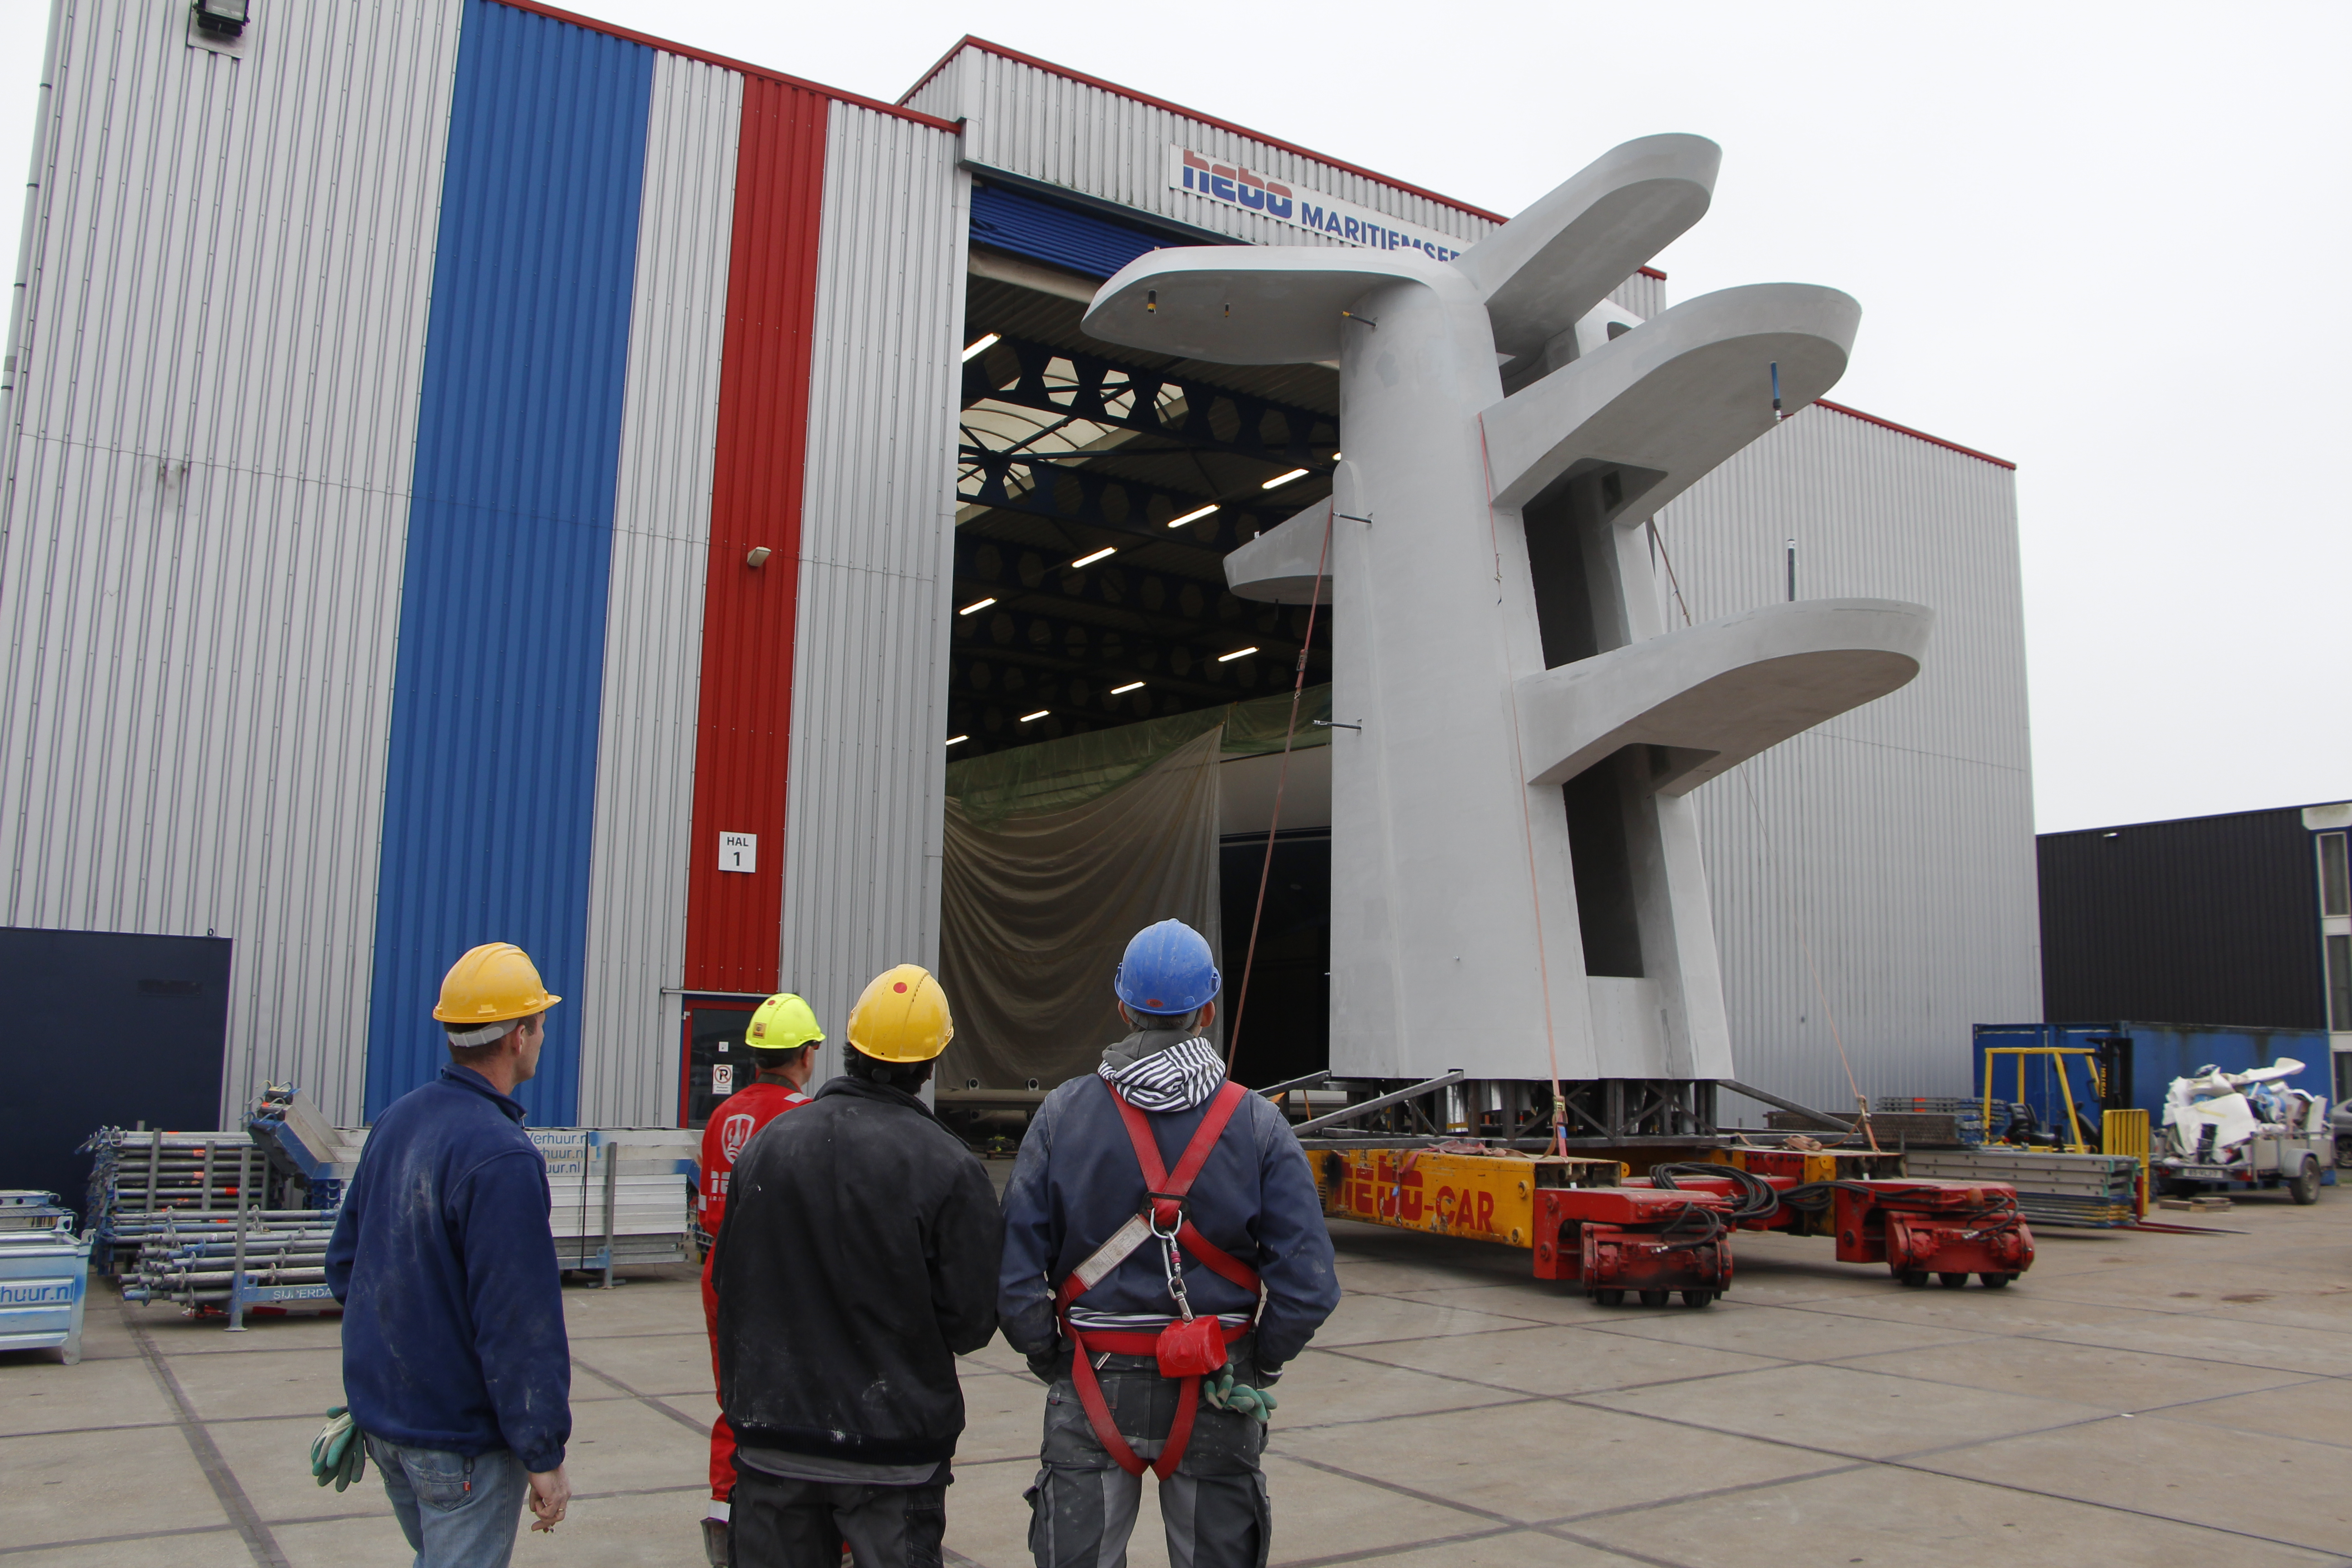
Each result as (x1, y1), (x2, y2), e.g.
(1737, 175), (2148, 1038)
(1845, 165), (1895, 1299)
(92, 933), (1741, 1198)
(699, 992), (823, 1567)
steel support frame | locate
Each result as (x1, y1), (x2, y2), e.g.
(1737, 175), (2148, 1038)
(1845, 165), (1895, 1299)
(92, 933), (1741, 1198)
(963, 337), (1338, 467)
(1295, 1077), (1720, 1147)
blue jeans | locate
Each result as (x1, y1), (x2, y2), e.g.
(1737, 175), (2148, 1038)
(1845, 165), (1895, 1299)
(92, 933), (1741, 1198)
(364, 1435), (530, 1568)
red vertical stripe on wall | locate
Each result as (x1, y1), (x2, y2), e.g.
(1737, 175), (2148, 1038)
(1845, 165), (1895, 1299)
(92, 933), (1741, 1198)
(682, 83), (830, 993)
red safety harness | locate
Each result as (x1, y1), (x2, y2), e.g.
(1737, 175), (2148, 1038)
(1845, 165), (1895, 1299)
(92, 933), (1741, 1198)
(1054, 1079), (1260, 1479)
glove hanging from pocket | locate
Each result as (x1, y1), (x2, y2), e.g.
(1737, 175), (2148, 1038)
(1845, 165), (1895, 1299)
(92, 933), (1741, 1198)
(309, 1406), (368, 1491)
(1200, 1367), (1279, 1426)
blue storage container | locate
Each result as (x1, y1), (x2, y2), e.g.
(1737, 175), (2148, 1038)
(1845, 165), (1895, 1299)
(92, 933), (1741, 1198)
(1973, 1022), (2331, 1134)
(0, 1194), (92, 1364)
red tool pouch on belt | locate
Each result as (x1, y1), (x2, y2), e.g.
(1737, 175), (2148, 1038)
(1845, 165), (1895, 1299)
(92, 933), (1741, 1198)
(1155, 1312), (1230, 1378)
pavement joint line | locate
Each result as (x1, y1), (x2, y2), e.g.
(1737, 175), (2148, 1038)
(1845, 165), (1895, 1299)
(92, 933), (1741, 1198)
(1270, 1449), (1530, 1529)
(567, 1352), (720, 1438)
(0, 1521), (240, 1558)
(125, 1308), (291, 1568)
(1872, 1451), (2352, 1557)
(1312, 1338), (1805, 1401)
(1528, 1460), (1869, 1527)
(1271, 1395), (1548, 1436)
(1530, 1521), (1703, 1568)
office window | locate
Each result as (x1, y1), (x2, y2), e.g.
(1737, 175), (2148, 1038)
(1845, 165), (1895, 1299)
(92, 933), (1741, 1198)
(2323, 832), (2350, 918)
(2329, 934), (2352, 1032)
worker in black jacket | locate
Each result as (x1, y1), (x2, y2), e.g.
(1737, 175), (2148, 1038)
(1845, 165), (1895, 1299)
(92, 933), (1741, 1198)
(714, 963), (1003, 1568)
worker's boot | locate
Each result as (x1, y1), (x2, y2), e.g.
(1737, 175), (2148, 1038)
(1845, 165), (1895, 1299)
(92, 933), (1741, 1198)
(701, 1514), (730, 1567)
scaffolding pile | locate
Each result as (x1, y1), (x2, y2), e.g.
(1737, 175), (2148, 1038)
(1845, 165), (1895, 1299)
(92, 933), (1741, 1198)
(116, 1211), (338, 1309)
(78, 1129), (302, 1273)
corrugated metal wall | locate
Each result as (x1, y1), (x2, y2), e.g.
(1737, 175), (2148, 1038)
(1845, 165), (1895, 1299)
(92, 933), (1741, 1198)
(364, 1), (655, 1126)
(777, 102), (966, 1084)
(2038, 808), (2324, 1029)
(575, 53), (743, 1127)
(906, 47), (1493, 252)
(1656, 404), (2040, 1113)
(0, 0), (463, 1125)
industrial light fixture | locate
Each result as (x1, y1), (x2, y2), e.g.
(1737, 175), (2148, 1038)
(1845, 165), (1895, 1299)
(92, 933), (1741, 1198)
(1166, 503), (1219, 529)
(1070, 546), (1116, 568)
(958, 596), (996, 615)
(960, 332), (1000, 363)
(1261, 468), (1308, 490)
(1111, 680), (1144, 695)
(945, 734), (969, 746)
(745, 546), (771, 568)
(1218, 646), (1258, 662)
(1331, 451), (1343, 461)
(192, 0), (251, 37)
(1019, 709), (1048, 723)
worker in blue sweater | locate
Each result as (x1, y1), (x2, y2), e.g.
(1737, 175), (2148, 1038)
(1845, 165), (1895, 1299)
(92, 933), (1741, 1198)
(325, 943), (573, 1566)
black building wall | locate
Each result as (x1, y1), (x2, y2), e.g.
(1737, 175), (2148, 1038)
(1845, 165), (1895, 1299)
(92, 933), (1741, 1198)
(2038, 806), (2322, 1028)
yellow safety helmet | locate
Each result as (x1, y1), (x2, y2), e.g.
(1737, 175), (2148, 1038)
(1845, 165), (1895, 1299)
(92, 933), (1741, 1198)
(845, 964), (954, 1063)
(431, 942), (561, 1024)
(746, 992), (823, 1054)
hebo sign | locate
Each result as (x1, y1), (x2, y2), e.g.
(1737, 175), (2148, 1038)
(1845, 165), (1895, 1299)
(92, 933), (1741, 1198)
(1166, 146), (1468, 263)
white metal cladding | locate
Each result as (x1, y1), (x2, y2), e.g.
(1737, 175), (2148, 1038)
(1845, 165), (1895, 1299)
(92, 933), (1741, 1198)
(0, 0), (463, 1125)
(1607, 272), (1666, 320)
(576, 52), (743, 1128)
(1653, 406), (2038, 1116)
(779, 101), (966, 1085)
(907, 46), (1494, 251)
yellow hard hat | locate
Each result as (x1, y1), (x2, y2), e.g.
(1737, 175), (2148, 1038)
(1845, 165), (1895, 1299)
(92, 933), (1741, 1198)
(746, 992), (823, 1053)
(431, 942), (561, 1024)
(845, 964), (954, 1063)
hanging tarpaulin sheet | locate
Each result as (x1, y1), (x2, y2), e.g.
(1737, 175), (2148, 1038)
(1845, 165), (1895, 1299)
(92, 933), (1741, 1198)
(944, 685), (1332, 828)
(938, 727), (1227, 1092)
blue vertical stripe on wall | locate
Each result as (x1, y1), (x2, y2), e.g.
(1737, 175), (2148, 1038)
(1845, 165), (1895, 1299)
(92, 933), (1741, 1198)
(365, 1), (655, 1125)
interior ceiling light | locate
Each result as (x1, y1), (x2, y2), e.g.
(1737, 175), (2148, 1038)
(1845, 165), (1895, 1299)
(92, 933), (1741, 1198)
(945, 734), (969, 746)
(960, 332), (1000, 363)
(1070, 546), (1116, 568)
(1019, 709), (1049, 723)
(1331, 451), (1343, 461)
(1166, 503), (1219, 529)
(1261, 468), (1308, 490)
(1111, 680), (1144, 694)
(1218, 646), (1259, 663)
(958, 597), (996, 616)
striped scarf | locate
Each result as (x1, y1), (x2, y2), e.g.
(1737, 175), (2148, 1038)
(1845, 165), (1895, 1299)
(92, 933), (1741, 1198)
(1098, 1031), (1225, 1112)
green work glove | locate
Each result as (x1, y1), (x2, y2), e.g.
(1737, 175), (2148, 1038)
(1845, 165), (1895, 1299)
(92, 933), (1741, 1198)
(1201, 1368), (1279, 1426)
(309, 1406), (368, 1491)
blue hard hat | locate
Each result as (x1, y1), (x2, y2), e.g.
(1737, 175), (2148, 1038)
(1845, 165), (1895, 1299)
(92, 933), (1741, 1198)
(1113, 919), (1221, 1016)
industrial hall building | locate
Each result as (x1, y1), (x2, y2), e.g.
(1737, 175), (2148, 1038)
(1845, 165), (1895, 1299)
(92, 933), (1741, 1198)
(0, 0), (2040, 1144)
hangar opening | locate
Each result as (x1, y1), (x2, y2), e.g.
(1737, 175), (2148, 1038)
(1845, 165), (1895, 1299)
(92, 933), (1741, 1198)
(935, 183), (1341, 1098)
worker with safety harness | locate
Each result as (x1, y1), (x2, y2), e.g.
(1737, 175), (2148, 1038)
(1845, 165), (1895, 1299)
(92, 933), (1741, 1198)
(714, 965), (1004, 1567)
(696, 993), (825, 1567)
(999, 919), (1339, 1568)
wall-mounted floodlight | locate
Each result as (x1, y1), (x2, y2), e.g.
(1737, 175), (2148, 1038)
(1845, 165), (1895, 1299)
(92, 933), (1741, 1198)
(959, 597), (995, 615)
(745, 546), (772, 568)
(193, 0), (251, 36)
(1166, 503), (1218, 529)
(1070, 546), (1116, 568)
(1260, 469), (1308, 490)
(1218, 646), (1258, 663)
(1110, 680), (1144, 695)
(1019, 709), (1048, 723)
(961, 332), (1000, 363)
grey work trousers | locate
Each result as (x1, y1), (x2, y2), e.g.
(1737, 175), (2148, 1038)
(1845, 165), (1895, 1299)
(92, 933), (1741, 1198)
(1026, 1351), (1271, 1568)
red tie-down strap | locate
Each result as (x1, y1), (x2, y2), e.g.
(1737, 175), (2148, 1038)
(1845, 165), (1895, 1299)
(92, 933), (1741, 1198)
(1054, 1080), (1262, 1479)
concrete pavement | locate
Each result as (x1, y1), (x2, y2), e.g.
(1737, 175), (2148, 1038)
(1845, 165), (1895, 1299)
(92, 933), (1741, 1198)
(5, 1192), (2351, 1566)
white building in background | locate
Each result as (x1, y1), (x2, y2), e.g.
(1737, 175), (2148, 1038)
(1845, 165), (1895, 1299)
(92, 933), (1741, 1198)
(1662, 403), (2039, 1116)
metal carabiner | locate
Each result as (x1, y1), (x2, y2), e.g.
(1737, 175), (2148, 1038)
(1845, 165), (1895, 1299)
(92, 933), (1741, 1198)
(1156, 1220), (1195, 1323)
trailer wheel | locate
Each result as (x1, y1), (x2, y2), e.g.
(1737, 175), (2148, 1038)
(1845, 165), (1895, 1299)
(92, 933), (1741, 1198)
(1937, 1272), (1971, 1289)
(1680, 1290), (1715, 1308)
(1638, 1289), (1670, 1307)
(1979, 1272), (2014, 1289)
(1595, 1289), (1624, 1306)
(2290, 1161), (2321, 1205)
(1897, 1270), (1928, 1288)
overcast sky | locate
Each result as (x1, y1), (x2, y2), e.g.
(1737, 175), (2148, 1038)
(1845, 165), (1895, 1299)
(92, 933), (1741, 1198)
(2, 1), (2343, 832)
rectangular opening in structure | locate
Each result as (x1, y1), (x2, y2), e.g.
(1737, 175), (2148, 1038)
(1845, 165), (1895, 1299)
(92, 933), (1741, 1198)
(1563, 759), (1644, 978)
(2321, 832), (2349, 918)
(2328, 934), (2352, 1033)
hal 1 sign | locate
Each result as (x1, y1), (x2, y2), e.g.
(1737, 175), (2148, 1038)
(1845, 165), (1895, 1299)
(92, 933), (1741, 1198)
(718, 832), (757, 873)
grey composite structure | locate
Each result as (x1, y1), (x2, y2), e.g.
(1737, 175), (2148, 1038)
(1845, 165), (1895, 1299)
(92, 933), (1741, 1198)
(1657, 402), (2041, 1114)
